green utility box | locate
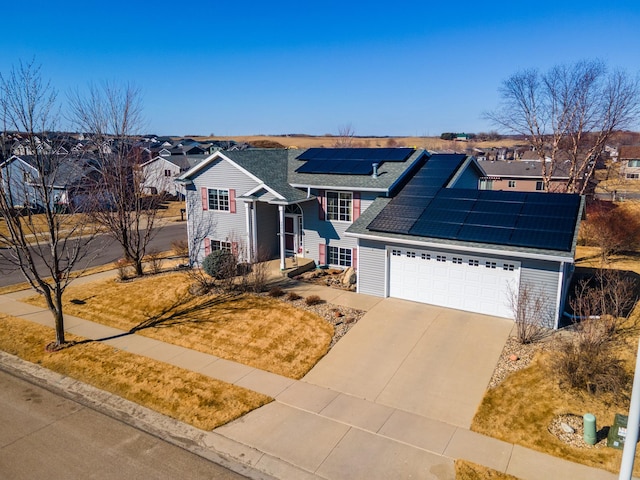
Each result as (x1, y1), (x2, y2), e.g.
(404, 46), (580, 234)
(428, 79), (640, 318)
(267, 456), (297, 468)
(607, 413), (628, 450)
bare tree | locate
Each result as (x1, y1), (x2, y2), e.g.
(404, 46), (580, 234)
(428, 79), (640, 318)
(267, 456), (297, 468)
(333, 124), (357, 148)
(507, 281), (553, 344)
(69, 82), (160, 276)
(486, 60), (640, 193)
(0, 60), (97, 349)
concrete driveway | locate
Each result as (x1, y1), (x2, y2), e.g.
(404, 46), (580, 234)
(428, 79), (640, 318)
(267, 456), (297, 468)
(303, 297), (514, 429)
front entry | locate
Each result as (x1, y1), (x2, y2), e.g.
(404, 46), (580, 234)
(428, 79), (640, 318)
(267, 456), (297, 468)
(284, 214), (303, 255)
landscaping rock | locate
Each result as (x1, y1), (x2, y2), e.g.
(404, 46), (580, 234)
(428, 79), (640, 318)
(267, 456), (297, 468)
(560, 422), (575, 434)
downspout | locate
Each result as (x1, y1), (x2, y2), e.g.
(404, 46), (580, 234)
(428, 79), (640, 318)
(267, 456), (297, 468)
(252, 201), (258, 262)
(555, 261), (565, 329)
(244, 201), (252, 263)
(278, 205), (286, 270)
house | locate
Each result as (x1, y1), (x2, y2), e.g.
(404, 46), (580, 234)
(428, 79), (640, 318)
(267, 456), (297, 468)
(0, 154), (100, 211)
(618, 145), (640, 179)
(140, 154), (206, 198)
(478, 160), (571, 192)
(140, 156), (182, 196)
(179, 148), (582, 327)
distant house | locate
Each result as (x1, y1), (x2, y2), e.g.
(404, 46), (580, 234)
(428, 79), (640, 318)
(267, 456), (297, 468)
(618, 145), (640, 180)
(478, 160), (571, 192)
(0, 154), (100, 211)
(141, 154), (206, 198)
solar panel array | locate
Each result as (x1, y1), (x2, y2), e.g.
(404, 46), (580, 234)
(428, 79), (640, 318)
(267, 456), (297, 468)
(368, 155), (581, 252)
(294, 148), (414, 175)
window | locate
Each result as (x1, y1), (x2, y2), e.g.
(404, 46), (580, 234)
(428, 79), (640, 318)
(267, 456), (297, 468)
(406, 251), (416, 258)
(508, 180), (516, 188)
(627, 173), (640, 179)
(326, 191), (352, 222)
(208, 188), (229, 211)
(485, 261), (496, 269)
(328, 246), (352, 267)
(503, 264), (515, 271)
(469, 259), (479, 267)
(392, 249), (402, 256)
(535, 181), (544, 191)
(164, 169), (172, 177)
(211, 240), (232, 252)
(436, 255), (446, 262)
(421, 253), (431, 260)
(452, 257), (462, 264)
(628, 159), (640, 167)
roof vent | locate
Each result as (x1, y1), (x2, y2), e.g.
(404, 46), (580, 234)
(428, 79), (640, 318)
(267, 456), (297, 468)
(372, 163), (379, 179)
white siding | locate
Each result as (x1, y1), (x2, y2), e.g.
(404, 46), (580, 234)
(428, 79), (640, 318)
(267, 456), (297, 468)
(301, 189), (377, 266)
(520, 259), (562, 328)
(357, 239), (387, 296)
(187, 158), (261, 263)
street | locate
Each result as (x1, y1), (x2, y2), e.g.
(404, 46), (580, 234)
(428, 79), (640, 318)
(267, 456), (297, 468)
(0, 369), (247, 480)
(0, 222), (187, 287)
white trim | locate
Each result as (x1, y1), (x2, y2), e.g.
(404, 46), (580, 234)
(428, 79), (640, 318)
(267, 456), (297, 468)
(244, 183), (285, 200)
(290, 183), (388, 193)
(140, 155), (180, 168)
(345, 231), (574, 263)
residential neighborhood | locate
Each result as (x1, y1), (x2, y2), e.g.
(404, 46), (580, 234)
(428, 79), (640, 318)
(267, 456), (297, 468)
(6, 0), (640, 474)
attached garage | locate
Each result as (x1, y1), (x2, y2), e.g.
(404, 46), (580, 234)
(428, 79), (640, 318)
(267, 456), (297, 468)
(388, 247), (519, 318)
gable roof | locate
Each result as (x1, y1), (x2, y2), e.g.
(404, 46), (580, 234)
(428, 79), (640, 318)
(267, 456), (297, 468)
(288, 148), (427, 192)
(178, 149), (309, 204)
(619, 145), (640, 159)
(347, 154), (583, 259)
(479, 160), (571, 179)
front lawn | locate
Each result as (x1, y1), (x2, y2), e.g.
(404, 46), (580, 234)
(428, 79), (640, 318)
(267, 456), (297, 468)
(0, 315), (271, 430)
(472, 245), (640, 475)
(23, 272), (334, 379)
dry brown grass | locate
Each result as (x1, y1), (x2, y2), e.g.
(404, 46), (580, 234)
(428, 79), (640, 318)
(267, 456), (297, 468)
(23, 272), (333, 379)
(0, 314), (271, 430)
(193, 135), (520, 151)
(455, 460), (518, 479)
(472, 336), (640, 475)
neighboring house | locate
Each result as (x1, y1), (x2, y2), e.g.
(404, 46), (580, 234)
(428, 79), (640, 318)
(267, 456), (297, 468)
(478, 160), (571, 192)
(0, 154), (100, 211)
(618, 145), (640, 179)
(140, 156), (182, 196)
(179, 148), (582, 326)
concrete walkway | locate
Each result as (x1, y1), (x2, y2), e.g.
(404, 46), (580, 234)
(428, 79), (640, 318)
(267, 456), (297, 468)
(0, 272), (629, 480)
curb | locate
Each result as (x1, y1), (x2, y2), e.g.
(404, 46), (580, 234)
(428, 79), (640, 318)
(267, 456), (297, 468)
(0, 351), (321, 480)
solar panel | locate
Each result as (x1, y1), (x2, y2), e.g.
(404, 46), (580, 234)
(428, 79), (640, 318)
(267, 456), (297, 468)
(510, 229), (574, 251)
(419, 208), (469, 223)
(457, 225), (514, 244)
(297, 147), (414, 162)
(465, 212), (517, 228)
(409, 221), (463, 238)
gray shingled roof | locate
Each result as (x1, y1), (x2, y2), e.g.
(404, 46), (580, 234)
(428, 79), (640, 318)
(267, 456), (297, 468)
(220, 149), (309, 203)
(479, 160), (571, 178)
(288, 149), (427, 192)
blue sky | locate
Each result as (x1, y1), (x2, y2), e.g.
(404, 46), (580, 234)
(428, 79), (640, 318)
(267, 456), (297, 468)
(2, 1), (640, 137)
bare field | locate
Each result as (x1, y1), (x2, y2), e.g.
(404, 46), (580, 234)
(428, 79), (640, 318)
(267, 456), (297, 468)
(193, 135), (521, 151)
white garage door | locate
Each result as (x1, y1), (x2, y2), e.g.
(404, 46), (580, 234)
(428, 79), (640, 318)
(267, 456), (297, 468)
(388, 247), (519, 318)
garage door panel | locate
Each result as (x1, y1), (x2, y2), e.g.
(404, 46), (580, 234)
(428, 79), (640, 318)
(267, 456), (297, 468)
(389, 247), (519, 319)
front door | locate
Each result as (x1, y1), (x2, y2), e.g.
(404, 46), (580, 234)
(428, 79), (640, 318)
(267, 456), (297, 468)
(284, 214), (302, 255)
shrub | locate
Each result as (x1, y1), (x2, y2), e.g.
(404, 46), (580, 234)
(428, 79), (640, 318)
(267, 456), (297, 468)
(115, 258), (134, 281)
(202, 250), (236, 280)
(171, 239), (189, 258)
(580, 202), (640, 260)
(305, 295), (323, 306)
(286, 292), (302, 301)
(145, 249), (164, 274)
(268, 286), (284, 297)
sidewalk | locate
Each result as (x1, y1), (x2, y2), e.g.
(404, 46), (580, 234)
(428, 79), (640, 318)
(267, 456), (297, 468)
(0, 272), (630, 480)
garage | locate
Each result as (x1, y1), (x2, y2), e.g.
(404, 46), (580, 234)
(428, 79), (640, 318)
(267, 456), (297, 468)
(388, 247), (520, 318)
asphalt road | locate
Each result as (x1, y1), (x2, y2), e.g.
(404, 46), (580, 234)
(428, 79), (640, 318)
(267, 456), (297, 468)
(0, 222), (187, 287)
(0, 369), (247, 480)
